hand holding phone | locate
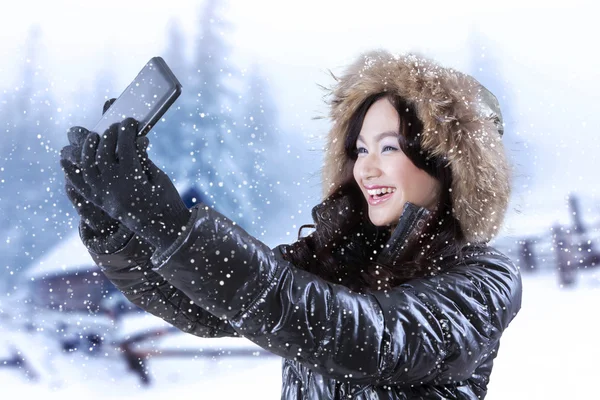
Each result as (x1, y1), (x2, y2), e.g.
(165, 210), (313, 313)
(92, 56), (182, 137)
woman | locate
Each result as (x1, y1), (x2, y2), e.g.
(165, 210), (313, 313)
(60, 49), (522, 399)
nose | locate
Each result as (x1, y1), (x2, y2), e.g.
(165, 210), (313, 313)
(358, 153), (382, 181)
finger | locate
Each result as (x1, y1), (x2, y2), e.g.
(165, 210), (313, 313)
(65, 183), (104, 231)
(96, 123), (119, 167)
(60, 145), (81, 165)
(102, 98), (116, 115)
(65, 182), (91, 213)
(65, 183), (88, 220)
(136, 136), (149, 153)
(67, 126), (90, 147)
(61, 159), (91, 199)
(145, 159), (161, 182)
(117, 118), (141, 171)
(65, 182), (83, 205)
(135, 136), (158, 181)
(136, 136), (149, 162)
(81, 132), (101, 185)
(135, 136), (149, 167)
(65, 183), (91, 214)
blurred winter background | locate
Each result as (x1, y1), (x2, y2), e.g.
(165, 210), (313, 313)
(0, 0), (598, 398)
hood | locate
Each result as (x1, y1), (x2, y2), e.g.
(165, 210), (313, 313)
(320, 49), (511, 243)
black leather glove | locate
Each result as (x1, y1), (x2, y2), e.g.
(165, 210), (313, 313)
(61, 99), (139, 254)
(60, 98), (117, 166)
(69, 117), (191, 253)
(64, 181), (134, 254)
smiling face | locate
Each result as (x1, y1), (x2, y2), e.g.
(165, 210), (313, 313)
(352, 97), (441, 227)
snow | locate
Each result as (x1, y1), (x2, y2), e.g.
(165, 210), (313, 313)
(2, 269), (599, 399)
(0, 313), (283, 399)
(23, 232), (95, 279)
(486, 269), (600, 399)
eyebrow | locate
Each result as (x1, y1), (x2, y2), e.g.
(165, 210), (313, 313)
(357, 130), (400, 143)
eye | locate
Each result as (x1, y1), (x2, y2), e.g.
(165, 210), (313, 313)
(355, 147), (367, 155)
(383, 145), (398, 152)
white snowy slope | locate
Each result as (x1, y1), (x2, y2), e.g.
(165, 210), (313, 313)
(1, 269), (599, 399)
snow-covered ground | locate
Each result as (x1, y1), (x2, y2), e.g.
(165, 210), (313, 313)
(2, 268), (599, 399)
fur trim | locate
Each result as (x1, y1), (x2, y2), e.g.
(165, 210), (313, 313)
(320, 49), (512, 243)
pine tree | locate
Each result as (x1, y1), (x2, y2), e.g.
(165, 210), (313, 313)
(149, 17), (191, 177)
(182, 0), (249, 224)
(0, 25), (62, 289)
(234, 64), (283, 235)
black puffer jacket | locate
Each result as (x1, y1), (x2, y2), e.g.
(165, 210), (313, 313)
(90, 201), (522, 399)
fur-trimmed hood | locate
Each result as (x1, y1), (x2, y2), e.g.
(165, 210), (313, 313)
(320, 49), (511, 243)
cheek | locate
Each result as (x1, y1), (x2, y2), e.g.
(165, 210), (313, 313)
(387, 159), (411, 188)
(389, 159), (424, 197)
(352, 161), (360, 182)
(408, 171), (439, 205)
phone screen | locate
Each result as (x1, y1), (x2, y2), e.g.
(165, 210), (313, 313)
(92, 57), (181, 137)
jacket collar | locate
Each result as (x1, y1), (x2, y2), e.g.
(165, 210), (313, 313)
(295, 199), (435, 268)
(376, 202), (435, 267)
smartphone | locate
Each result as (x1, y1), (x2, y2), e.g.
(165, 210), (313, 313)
(92, 56), (182, 137)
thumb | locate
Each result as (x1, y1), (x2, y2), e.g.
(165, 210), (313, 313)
(136, 136), (150, 155)
(102, 98), (116, 115)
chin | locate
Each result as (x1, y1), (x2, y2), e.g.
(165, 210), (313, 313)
(368, 211), (395, 227)
(368, 203), (405, 227)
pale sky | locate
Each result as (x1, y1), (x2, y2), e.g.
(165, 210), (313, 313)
(1, 0), (596, 112)
(1, 0), (598, 235)
(1, 0), (596, 101)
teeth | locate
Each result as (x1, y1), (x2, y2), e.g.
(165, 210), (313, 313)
(367, 187), (396, 196)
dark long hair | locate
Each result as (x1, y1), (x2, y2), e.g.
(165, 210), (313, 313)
(283, 93), (468, 292)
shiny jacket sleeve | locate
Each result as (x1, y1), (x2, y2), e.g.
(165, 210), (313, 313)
(149, 204), (522, 385)
(88, 232), (238, 338)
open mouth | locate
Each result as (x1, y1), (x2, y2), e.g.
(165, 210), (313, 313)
(367, 188), (396, 205)
(371, 191), (390, 199)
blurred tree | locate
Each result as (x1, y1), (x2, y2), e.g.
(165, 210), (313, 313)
(149, 0), (269, 233)
(150, 17), (190, 170)
(0, 25), (63, 289)
(91, 68), (118, 116)
(185, 0), (241, 221)
(0, 2), (309, 295)
(231, 64), (281, 235)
